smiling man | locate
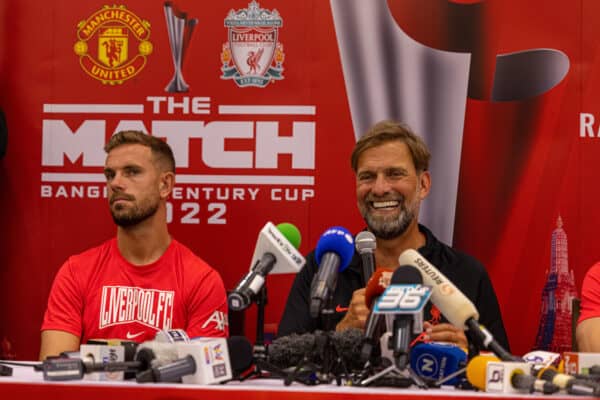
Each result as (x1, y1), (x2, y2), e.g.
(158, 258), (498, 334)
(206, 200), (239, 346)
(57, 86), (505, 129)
(277, 120), (509, 351)
(39, 131), (228, 360)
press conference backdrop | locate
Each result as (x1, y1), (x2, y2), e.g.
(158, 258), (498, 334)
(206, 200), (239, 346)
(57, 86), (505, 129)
(0, 0), (597, 359)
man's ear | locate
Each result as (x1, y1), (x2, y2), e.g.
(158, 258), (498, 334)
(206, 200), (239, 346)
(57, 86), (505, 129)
(159, 171), (175, 199)
(418, 170), (431, 200)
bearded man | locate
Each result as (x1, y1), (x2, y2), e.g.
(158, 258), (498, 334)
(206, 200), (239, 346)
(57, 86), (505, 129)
(277, 121), (509, 351)
(40, 131), (228, 359)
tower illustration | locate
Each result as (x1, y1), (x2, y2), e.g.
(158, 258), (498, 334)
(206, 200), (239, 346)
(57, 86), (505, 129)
(534, 216), (578, 352)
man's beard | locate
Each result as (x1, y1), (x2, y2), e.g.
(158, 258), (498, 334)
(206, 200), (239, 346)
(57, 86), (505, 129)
(358, 194), (418, 240)
(110, 194), (159, 227)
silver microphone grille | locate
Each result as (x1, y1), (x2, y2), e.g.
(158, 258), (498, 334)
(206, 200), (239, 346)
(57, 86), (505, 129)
(355, 231), (376, 253)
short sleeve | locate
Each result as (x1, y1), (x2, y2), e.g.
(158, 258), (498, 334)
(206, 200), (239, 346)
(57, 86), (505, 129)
(41, 258), (84, 338)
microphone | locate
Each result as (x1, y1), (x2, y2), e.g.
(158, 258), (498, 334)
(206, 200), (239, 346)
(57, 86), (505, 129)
(360, 268), (394, 364)
(267, 328), (367, 373)
(355, 231), (376, 285)
(228, 222), (305, 311)
(386, 266), (424, 369)
(535, 365), (600, 396)
(398, 249), (518, 361)
(466, 355), (559, 394)
(309, 226), (355, 318)
(410, 342), (467, 385)
(135, 336), (253, 384)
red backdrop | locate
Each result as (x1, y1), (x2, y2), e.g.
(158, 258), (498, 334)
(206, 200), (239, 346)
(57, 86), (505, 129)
(0, 0), (598, 359)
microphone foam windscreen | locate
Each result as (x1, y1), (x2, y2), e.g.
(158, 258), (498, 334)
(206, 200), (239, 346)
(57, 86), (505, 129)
(391, 265), (423, 285)
(276, 222), (301, 249)
(465, 354), (500, 390)
(410, 342), (467, 384)
(268, 329), (366, 372)
(314, 226), (355, 271)
(227, 336), (254, 377)
(364, 268), (394, 308)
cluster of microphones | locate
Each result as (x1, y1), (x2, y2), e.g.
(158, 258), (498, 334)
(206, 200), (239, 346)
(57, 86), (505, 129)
(3, 222), (600, 396)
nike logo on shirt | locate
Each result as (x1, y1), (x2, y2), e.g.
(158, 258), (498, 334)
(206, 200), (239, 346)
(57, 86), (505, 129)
(335, 305), (349, 313)
(126, 331), (144, 340)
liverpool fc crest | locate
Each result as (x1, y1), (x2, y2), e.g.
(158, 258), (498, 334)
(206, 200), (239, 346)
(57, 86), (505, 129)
(220, 1), (285, 88)
(73, 5), (153, 85)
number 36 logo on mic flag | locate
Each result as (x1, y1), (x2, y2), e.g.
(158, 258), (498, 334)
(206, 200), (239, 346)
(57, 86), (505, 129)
(374, 284), (432, 314)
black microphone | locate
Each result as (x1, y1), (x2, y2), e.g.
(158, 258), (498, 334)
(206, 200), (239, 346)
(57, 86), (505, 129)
(268, 328), (367, 373)
(136, 355), (196, 383)
(535, 366), (600, 396)
(228, 222), (304, 311)
(388, 265), (423, 369)
(355, 231), (376, 285)
(309, 227), (355, 318)
(135, 335), (254, 384)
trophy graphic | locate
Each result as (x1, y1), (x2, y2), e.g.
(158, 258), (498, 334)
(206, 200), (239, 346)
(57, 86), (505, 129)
(164, 2), (198, 92)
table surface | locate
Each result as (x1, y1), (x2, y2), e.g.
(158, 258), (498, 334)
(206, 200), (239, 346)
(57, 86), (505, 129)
(0, 363), (595, 400)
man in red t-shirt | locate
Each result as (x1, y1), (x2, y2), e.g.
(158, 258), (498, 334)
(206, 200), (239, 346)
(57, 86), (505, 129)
(40, 131), (228, 360)
(577, 262), (600, 351)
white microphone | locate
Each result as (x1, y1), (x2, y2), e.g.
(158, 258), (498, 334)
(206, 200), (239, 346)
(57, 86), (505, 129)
(228, 222), (305, 311)
(398, 249), (518, 361)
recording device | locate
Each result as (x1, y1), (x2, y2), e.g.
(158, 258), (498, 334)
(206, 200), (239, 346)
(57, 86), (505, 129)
(309, 226), (355, 318)
(355, 231), (376, 285)
(360, 268), (394, 364)
(228, 222), (305, 311)
(465, 355), (559, 394)
(409, 342), (467, 385)
(398, 249), (518, 361)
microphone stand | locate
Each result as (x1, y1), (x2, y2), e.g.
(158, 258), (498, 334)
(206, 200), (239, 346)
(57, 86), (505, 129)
(358, 319), (427, 389)
(239, 286), (268, 381)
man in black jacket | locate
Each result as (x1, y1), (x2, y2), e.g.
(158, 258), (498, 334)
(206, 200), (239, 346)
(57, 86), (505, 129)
(278, 120), (509, 351)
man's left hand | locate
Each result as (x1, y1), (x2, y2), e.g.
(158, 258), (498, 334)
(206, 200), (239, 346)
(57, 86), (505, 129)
(423, 321), (468, 349)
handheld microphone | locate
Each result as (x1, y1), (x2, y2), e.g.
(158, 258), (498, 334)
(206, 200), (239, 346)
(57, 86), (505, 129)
(466, 355), (559, 394)
(355, 231), (376, 285)
(228, 222), (305, 311)
(360, 268), (394, 364)
(398, 249), (518, 362)
(386, 266), (424, 369)
(410, 342), (467, 385)
(309, 226), (355, 318)
(535, 365), (600, 396)
(135, 336), (251, 384)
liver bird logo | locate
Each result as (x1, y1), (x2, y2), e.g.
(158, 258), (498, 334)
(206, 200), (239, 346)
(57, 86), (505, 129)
(247, 48), (264, 74)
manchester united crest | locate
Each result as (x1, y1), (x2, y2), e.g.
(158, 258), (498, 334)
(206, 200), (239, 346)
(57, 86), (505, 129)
(73, 5), (153, 85)
(221, 1), (285, 88)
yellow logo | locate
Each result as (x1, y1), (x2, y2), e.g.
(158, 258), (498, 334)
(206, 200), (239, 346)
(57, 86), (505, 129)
(74, 5), (152, 85)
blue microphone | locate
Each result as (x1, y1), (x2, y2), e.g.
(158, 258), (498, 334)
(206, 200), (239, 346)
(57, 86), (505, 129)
(410, 342), (467, 385)
(310, 226), (355, 318)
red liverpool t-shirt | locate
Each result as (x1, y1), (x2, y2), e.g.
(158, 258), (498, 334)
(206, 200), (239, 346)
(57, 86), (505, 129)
(42, 238), (229, 343)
